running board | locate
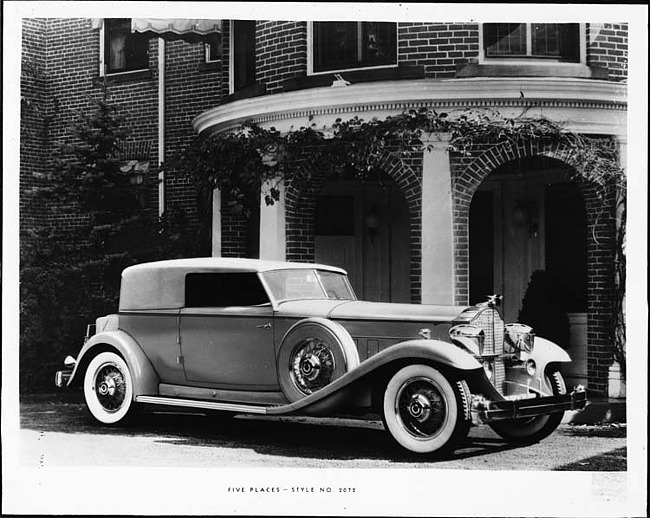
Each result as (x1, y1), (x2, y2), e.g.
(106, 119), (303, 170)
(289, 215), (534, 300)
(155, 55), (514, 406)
(135, 396), (268, 414)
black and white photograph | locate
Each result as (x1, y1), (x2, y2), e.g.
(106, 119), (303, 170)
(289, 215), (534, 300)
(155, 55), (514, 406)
(2, 2), (647, 516)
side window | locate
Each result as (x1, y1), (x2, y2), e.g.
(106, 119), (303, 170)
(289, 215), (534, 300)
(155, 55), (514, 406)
(105, 18), (149, 74)
(312, 22), (397, 73)
(185, 273), (270, 307)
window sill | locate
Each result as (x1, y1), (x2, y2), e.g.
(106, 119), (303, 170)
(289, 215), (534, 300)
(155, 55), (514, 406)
(282, 65), (425, 92)
(222, 83), (268, 104)
(94, 69), (153, 85)
(456, 63), (608, 80)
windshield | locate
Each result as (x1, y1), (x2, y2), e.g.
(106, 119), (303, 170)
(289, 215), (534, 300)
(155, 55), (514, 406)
(261, 269), (356, 302)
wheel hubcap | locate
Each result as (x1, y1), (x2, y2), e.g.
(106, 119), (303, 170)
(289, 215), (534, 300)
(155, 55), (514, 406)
(396, 378), (447, 438)
(407, 393), (432, 422)
(94, 365), (126, 412)
(300, 355), (321, 381)
(291, 339), (335, 395)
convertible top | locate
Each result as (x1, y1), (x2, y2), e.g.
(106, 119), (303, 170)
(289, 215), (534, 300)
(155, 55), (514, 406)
(119, 258), (346, 311)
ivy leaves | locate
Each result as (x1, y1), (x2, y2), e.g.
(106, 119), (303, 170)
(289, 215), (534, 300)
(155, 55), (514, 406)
(168, 107), (625, 215)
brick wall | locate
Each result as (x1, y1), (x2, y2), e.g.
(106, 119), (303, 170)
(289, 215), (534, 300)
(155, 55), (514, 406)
(257, 21), (307, 94)
(398, 23), (480, 78)
(587, 23), (628, 81)
(165, 38), (222, 228)
(21, 18), (224, 248)
(20, 18), (49, 232)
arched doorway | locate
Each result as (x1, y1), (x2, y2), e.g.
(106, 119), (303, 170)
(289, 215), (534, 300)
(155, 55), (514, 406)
(314, 173), (411, 302)
(469, 156), (588, 385)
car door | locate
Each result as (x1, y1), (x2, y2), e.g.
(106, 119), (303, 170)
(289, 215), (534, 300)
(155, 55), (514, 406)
(179, 272), (278, 390)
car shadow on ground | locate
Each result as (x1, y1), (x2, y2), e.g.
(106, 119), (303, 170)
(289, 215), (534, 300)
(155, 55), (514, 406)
(19, 393), (527, 464)
(553, 447), (627, 471)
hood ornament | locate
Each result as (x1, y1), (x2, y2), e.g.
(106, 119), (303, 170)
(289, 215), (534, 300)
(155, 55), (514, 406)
(478, 294), (503, 308)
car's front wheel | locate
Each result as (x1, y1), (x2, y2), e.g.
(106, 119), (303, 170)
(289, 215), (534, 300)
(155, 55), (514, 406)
(382, 364), (471, 455)
(489, 370), (566, 444)
(83, 351), (136, 425)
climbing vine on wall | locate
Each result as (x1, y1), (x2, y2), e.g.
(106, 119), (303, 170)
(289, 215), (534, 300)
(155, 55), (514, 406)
(168, 107), (626, 375)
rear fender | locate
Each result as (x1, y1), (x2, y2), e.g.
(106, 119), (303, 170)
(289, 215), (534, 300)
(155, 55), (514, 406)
(67, 330), (159, 397)
(268, 339), (481, 415)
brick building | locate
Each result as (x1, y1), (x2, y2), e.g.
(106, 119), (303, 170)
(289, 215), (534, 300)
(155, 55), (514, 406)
(20, 19), (627, 395)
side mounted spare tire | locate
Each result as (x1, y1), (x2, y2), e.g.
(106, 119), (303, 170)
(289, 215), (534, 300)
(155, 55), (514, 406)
(277, 317), (360, 402)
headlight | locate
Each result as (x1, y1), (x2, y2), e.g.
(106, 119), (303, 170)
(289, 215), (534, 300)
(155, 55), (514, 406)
(449, 324), (485, 356)
(526, 359), (537, 376)
(504, 323), (535, 354)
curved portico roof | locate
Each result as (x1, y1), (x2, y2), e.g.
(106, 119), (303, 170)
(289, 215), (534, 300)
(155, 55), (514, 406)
(193, 77), (627, 138)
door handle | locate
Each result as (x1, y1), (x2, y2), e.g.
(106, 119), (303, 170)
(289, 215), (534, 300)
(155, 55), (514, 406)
(256, 323), (272, 330)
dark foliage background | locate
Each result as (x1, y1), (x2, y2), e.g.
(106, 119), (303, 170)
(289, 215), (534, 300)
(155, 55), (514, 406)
(20, 90), (200, 392)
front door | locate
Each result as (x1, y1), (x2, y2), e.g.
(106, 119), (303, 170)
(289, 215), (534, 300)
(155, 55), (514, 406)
(179, 272), (278, 389)
(314, 177), (410, 302)
(470, 163), (587, 333)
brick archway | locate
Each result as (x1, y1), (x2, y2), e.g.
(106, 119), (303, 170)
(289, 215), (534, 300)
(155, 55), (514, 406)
(453, 140), (617, 394)
(285, 149), (423, 302)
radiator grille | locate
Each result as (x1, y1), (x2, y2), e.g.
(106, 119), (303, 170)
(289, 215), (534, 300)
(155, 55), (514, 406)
(471, 308), (506, 394)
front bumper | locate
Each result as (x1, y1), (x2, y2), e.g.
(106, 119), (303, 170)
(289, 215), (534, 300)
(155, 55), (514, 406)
(471, 386), (587, 425)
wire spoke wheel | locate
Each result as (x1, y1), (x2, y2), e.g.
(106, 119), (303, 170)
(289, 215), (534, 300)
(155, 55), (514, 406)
(277, 318), (359, 405)
(396, 377), (447, 439)
(83, 351), (136, 425)
(291, 338), (336, 395)
(383, 364), (471, 455)
(94, 365), (128, 412)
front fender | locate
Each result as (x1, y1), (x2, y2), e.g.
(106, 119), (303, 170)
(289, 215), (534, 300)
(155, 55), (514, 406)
(267, 339), (481, 415)
(531, 336), (572, 373)
(67, 330), (159, 397)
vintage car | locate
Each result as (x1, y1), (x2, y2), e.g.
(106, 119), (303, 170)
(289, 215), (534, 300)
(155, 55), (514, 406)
(55, 258), (586, 455)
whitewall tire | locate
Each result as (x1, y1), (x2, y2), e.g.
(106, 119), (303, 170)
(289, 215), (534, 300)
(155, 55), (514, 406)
(382, 364), (471, 455)
(83, 351), (135, 425)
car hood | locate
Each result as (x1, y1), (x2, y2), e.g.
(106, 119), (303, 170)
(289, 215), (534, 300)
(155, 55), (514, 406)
(276, 300), (470, 323)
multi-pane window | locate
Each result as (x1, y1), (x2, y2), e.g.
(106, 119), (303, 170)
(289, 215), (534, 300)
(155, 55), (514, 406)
(105, 19), (149, 73)
(483, 23), (580, 62)
(313, 22), (397, 73)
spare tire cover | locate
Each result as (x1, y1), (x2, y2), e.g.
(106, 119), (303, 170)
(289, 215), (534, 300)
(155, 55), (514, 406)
(277, 317), (360, 403)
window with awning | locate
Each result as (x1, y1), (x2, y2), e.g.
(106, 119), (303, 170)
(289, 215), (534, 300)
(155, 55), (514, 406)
(92, 18), (222, 38)
(92, 18), (223, 74)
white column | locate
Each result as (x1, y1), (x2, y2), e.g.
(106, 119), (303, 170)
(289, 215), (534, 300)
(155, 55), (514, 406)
(421, 136), (455, 304)
(259, 179), (286, 261)
(211, 188), (221, 257)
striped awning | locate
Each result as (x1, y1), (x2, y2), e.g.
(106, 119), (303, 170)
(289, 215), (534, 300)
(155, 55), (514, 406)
(131, 19), (222, 36)
(91, 18), (221, 41)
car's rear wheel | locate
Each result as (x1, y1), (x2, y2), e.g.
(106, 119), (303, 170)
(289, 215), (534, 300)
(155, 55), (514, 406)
(382, 364), (471, 455)
(83, 351), (136, 425)
(489, 370), (566, 444)
(277, 318), (359, 403)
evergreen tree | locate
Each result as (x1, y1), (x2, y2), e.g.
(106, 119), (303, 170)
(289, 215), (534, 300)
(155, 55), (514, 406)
(20, 87), (195, 391)
(518, 270), (571, 349)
